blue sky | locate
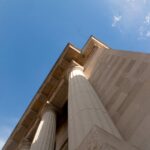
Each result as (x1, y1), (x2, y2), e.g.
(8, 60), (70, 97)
(0, 0), (150, 148)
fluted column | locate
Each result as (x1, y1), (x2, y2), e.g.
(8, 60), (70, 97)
(19, 139), (31, 150)
(68, 66), (122, 150)
(30, 104), (56, 150)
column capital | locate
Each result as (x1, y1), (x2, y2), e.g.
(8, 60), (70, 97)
(69, 60), (84, 72)
(21, 138), (31, 146)
(66, 60), (84, 80)
(70, 65), (84, 72)
(18, 138), (31, 150)
(40, 102), (59, 117)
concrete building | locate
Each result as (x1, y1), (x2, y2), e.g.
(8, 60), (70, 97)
(3, 36), (150, 150)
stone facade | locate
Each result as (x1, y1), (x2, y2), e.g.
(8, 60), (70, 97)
(84, 47), (150, 150)
(3, 37), (150, 150)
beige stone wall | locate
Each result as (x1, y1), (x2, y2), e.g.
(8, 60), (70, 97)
(84, 47), (150, 150)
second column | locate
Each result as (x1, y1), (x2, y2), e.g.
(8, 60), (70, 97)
(30, 104), (56, 150)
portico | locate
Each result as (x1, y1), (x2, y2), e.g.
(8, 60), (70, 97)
(3, 36), (145, 150)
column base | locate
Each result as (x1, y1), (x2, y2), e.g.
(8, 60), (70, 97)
(77, 125), (138, 150)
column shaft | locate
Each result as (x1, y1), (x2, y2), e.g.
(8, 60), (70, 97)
(30, 106), (56, 150)
(68, 67), (122, 150)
